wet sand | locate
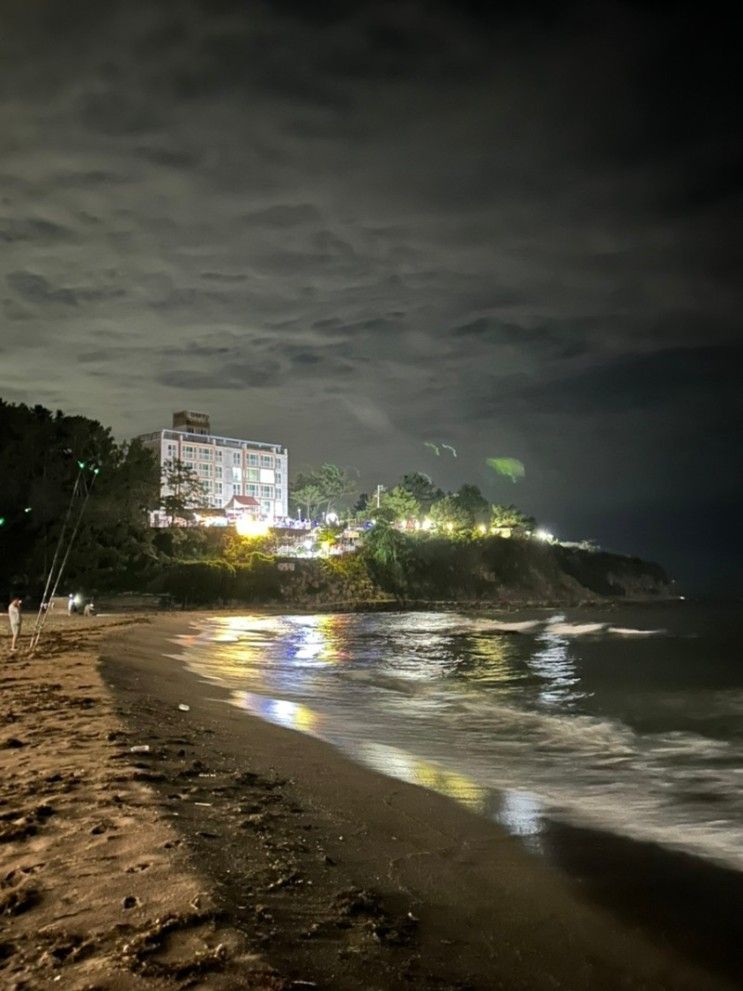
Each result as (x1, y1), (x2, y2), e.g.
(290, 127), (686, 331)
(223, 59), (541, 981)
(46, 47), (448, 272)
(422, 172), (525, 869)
(98, 614), (736, 991)
(1, 611), (737, 990)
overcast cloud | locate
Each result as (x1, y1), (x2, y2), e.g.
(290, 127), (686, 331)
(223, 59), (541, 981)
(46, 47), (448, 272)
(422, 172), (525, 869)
(1, 0), (741, 587)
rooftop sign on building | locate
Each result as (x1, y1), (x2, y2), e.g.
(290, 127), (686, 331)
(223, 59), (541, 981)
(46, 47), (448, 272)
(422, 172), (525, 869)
(172, 410), (210, 435)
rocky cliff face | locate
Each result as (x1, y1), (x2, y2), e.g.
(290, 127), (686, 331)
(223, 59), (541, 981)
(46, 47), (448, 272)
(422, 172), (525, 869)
(281, 538), (673, 607)
(551, 546), (673, 600)
(471, 540), (672, 604)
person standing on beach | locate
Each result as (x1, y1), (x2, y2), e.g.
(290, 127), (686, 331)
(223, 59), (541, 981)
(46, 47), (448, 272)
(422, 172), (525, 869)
(8, 597), (22, 652)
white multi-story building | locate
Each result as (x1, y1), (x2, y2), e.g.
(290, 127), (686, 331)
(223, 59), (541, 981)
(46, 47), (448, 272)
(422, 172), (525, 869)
(138, 411), (288, 523)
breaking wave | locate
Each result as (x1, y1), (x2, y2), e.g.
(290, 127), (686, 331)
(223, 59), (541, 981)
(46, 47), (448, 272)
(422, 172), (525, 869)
(172, 608), (743, 872)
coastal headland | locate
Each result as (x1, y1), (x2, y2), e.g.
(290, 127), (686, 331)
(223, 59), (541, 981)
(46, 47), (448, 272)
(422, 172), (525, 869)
(1, 611), (736, 990)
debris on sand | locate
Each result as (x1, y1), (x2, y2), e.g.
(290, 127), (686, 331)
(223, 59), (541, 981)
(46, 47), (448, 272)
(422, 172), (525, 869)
(0, 880), (41, 917)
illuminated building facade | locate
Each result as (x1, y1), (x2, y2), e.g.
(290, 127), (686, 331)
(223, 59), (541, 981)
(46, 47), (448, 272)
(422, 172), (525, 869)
(138, 412), (288, 522)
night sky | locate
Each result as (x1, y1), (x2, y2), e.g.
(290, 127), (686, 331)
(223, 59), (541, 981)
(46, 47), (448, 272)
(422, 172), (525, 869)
(2, 1), (741, 591)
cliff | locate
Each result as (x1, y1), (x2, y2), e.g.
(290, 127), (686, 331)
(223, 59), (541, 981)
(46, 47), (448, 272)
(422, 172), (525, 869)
(147, 536), (672, 609)
(276, 537), (673, 608)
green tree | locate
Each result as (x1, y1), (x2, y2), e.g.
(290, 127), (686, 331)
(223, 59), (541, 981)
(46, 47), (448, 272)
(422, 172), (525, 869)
(314, 463), (354, 514)
(362, 520), (413, 595)
(455, 484), (490, 525)
(290, 463), (355, 519)
(378, 485), (420, 524)
(429, 495), (472, 535)
(0, 400), (160, 594)
(490, 504), (535, 530)
(290, 474), (325, 520)
(398, 472), (441, 513)
(113, 439), (160, 523)
(161, 458), (206, 525)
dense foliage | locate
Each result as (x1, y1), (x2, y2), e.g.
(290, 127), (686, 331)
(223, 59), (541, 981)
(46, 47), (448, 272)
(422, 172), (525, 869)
(0, 400), (159, 597)
(290, 463), (354, 519)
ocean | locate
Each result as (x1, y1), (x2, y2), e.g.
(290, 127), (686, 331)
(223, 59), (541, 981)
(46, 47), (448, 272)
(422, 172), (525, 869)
(172, 602), (743, 876)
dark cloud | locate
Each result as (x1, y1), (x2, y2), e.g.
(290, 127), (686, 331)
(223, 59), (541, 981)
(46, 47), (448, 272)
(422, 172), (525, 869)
(157, 361), (282, 391)
(243, 204), (323, 228)
(0, 218), (74, 243)
(7, 272), (125, 307)
(472, 345), (743, 417)
(0, 0), (740, 587)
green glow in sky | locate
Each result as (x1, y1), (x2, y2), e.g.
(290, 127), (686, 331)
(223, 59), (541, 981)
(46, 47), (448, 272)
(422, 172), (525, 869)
(486, 457), (526, 482)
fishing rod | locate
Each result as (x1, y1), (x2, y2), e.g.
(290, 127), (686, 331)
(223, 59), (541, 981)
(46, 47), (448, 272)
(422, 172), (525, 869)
(29, 460), (100, 653)
(29, 461), (86, 648)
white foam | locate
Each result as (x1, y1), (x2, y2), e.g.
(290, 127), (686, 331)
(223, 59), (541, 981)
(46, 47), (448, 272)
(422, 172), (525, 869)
(172, 613), (743, 873)
(545, 622), (606, 636)
(489, 620), (543, 633)
(607, 626), (665, 637)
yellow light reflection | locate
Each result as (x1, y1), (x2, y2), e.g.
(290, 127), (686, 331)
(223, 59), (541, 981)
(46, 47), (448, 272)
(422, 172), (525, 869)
(233, 691), (321, 736)
(359, 742), (487, 812)
(290, 614), (350, 665)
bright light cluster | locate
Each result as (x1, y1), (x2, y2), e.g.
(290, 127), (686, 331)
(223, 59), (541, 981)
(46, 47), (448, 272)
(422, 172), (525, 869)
(235, 517), (271, 538)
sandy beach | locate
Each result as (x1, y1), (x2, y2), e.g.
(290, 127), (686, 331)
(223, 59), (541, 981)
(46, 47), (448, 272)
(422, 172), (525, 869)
(0, 614), (281, 991)
(1, 611), (737, 990)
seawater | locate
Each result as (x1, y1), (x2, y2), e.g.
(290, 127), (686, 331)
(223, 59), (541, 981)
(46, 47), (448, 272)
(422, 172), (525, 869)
(169, 603), (743, 872)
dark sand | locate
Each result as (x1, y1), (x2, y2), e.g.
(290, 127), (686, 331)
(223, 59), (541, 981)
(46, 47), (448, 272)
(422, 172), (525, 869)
(98, 614), (738, 991)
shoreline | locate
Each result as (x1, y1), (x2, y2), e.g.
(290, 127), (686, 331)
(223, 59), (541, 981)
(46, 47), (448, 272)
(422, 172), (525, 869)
(101, 612), (736, 990)
(99, 593), (684, 614)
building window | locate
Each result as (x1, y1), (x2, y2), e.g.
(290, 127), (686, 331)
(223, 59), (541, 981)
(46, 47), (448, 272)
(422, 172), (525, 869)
(198, 448), (211, 460)
(246, 453), (258, 465)
(261, 454), (273, 467)
(246, 468), (259, 481)
(260, 484), (273, 498)
(215, 466), (222, 478)
(232, 452), (241, 466)
(198, 464), (211, 477)
(246, 483), (258, 496)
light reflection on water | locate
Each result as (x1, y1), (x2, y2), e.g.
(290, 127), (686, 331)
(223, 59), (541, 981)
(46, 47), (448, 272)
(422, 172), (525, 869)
(172, 609), (743, 871)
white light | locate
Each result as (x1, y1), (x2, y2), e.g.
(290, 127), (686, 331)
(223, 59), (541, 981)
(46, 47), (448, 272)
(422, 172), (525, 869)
(421, 518), (433, 531)
(325, 512), (339, 525)
(236, 517), (270, 537)
(535, 529), (554, 542)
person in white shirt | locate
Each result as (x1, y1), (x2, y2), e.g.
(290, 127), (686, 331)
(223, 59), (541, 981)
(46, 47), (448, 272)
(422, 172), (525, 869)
(8, 597), (22, 652)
